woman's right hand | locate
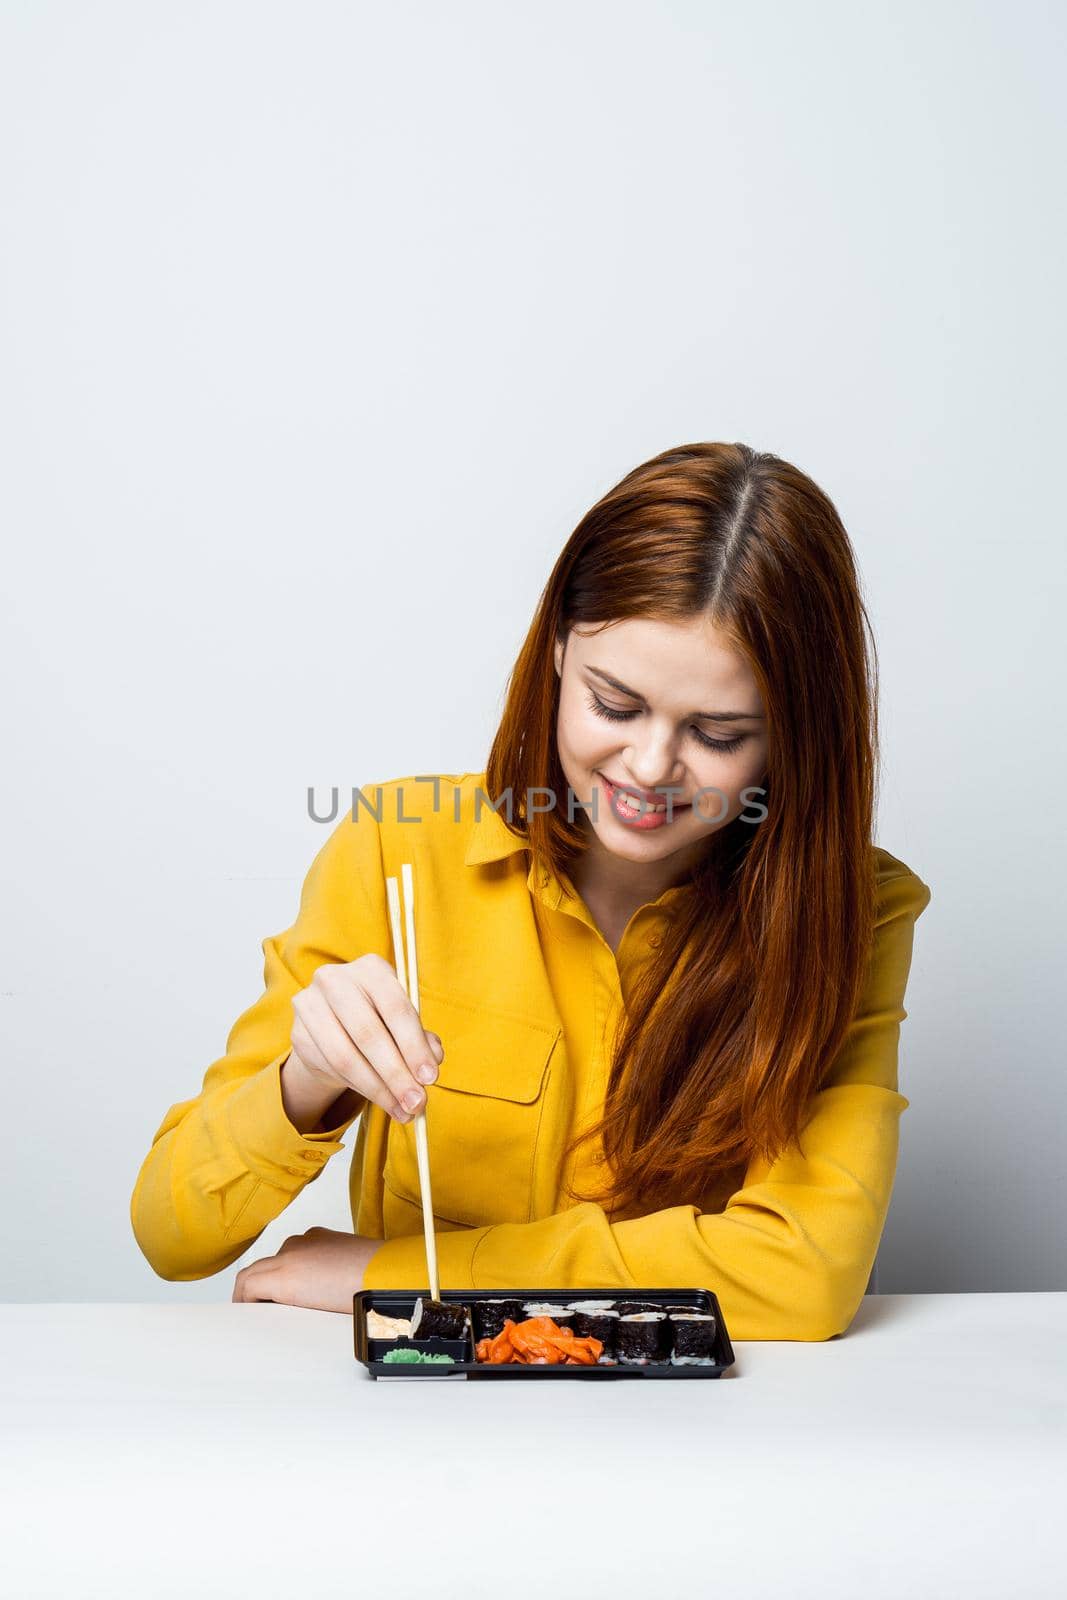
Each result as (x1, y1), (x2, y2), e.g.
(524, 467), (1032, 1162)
(286, 954), (444, 1123)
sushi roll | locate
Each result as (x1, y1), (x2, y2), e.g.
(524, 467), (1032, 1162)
(409, 1298), (470, 1341)
(668, 1312), (718, 1365)
(616, 1311), (670, 1363)
(565, 1299), (617, 1313)
(472, 1298), (526, 1340)
(571, 1307), (619, 1356)
(522, 1302), (575, 1326)
(616, 1301), (662, 1316)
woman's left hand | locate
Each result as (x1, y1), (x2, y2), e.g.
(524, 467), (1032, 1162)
(231, 1227), (384, 1313)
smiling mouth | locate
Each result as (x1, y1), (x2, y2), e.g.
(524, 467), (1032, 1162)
(597, 773), (691, 813)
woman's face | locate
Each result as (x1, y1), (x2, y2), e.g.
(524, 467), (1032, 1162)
(553, 616), (769, 876)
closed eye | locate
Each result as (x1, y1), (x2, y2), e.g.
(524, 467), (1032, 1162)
(584, 690), (746, 755)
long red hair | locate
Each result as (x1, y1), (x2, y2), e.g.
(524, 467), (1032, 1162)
(484, 441), (881, 1218)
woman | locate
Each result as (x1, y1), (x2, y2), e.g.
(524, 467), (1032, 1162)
(130, 441), (931, 1340)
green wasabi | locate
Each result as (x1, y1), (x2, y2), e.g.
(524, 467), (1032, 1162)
(381, 1348), (456, 1365)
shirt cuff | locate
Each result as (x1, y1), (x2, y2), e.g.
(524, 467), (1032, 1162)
(224, 1053), (358, 1190)
(361, 1224), (491, 1291)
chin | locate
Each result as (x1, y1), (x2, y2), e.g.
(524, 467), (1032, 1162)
(593, 812), (677, 854)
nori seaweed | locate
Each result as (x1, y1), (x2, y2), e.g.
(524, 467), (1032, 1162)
(616, 1314), (669, 1362)
(410, 1299), (470, 1340)
(669, 1313), (718, 1359)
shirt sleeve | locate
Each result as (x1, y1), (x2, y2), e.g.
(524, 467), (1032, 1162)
(130, 804), (391, 1282)
(362, 868), (933, 1341)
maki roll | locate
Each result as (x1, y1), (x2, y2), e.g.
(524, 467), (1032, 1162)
(616, 1301), (662, 1316)
(571, 1307), (619, 1357)
(522, 1302), (575, 1327)
(616, 1311), (670, 1363)
(668, 1312), (718, 1365)
(409, 1298), (470, 1341)
(472, 1298), (526, 1340)
(565, 1299), (617, 1313)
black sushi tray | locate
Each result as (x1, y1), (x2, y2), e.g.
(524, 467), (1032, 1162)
(353, 1287), (735, 1380)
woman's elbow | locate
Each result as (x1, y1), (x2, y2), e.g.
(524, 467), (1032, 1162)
(801, 1269), (869, 1340)
(129, 1196), (244, 1284)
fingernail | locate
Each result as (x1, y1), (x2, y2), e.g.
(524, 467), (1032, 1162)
(416, 1063), (437, 1084)
(403, 1089), (423, 1113)
(430, 1036), (444, 1061)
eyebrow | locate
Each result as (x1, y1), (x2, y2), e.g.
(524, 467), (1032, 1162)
(585, 666), (765, 722)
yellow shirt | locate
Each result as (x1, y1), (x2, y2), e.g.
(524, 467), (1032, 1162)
(131, 770), (932, 1340)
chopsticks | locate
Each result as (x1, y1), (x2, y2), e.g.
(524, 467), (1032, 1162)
(384, 861), (440, 1302)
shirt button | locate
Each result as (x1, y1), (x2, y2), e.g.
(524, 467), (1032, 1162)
(593, 1152), (604, 1164)
(648, 934), (662, 949)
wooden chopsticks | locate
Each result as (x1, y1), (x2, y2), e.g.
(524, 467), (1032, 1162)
(384, 862), (440, 1302)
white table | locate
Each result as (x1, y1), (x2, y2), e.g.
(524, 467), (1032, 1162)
(1, 1294), (1062, 1598)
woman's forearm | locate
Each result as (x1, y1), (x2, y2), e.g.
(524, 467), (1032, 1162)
(131, 1052), (362, 1282)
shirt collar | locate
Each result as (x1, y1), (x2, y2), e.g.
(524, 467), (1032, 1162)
(462, 796), (576, 910)
(463, 798), (532, 866)
(463, 795), (690, 919)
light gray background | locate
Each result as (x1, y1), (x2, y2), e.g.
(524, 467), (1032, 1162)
(1, 1), (1063, 1302)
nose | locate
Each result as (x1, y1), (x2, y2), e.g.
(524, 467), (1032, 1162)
(624, 728), (685, 792)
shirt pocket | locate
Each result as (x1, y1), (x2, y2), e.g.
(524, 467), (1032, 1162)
(381, 985), (561, 1228)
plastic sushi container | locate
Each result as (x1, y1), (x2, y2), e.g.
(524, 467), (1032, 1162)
(353, 1287), (735, 1380)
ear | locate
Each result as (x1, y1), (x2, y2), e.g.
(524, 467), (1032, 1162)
(553, 636), (564, 678)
